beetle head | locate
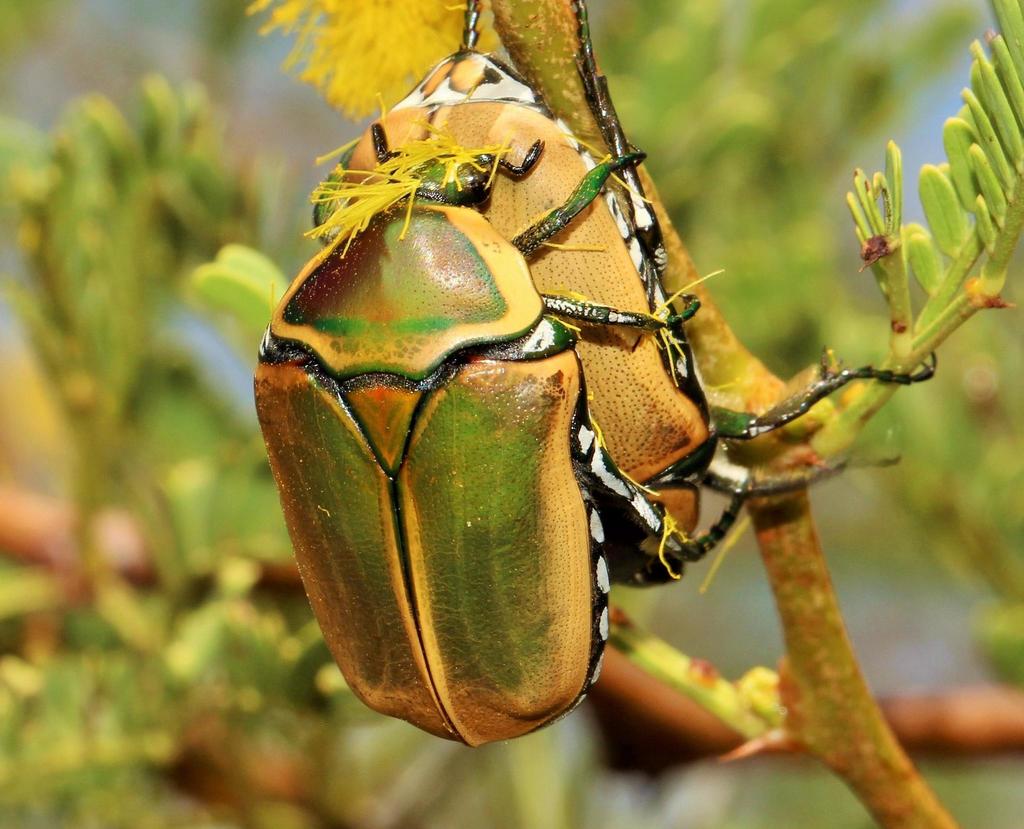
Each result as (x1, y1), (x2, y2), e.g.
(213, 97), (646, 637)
(309, 128), (544, 255)
(413, 154), (497, 207)
(415, 139), (544, 207)
(372, 122), (544, 208)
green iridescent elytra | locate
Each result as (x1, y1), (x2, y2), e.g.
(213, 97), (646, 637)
(256, 338), (598, 745)
(255, 137), (700, 744)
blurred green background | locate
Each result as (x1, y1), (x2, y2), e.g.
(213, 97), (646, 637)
(0, 0), (1022, 826)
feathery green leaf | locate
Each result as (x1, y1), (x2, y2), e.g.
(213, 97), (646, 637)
(991, 35), (1024, 131)
(943, 117), (979, 211)
(963, 87), (1015, 188)
(975, 194), (998, 250)
(994, 0), (1024, 82)
(920, 164), (969, 257)
(971, 41), (1024, 166)
(885, 141), (903, 234)
(904, 224), (943, 297)
(969, 143), (1009, 222)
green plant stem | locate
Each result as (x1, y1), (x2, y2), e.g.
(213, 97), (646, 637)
(489, 0), (606, 153)
(609, 623), (779, 740)
(882, 245), (915, 361)
(492, 0), (783, 403)
(749, 493), (958, 828)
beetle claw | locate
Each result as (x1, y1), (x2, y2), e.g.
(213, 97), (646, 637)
(609, 151), (646, 173)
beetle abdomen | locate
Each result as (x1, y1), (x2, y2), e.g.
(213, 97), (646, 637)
(255, 349), (596, 746)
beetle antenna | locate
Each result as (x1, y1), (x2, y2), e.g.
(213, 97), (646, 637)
(462, 0), (482, 51)
(371, 123), (397, 164)
(701, 458), (849, 498)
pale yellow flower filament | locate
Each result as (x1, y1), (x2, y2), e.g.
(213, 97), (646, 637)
(310, 128), (513, 255)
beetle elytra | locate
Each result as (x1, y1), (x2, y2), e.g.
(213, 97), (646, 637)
(256, 126), (728, 743)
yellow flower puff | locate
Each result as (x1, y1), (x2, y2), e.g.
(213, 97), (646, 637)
(249, 0), (473, 119)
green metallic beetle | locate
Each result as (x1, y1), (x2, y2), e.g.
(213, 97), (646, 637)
(257, 1), (937, 745)
(255, 126), (730, 745)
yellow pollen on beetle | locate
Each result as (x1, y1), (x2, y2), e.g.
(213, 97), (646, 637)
(546, 289), (592, 303)
(486, 138), (511, 190)
(653, 285), (693, 319)
(551, 316), (582, 336)
(657, 512), (684, 581)
(657, 328), (683, 385)
(309, 128), (513, 255)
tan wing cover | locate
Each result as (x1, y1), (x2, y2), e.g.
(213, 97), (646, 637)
(256, 352), (594, 745)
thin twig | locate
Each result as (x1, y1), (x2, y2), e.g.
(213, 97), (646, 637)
(590, 645), (1024, 771)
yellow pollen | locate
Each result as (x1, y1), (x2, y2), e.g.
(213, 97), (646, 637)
(309, 128), (512, 255)
(658, 512), (684, 581)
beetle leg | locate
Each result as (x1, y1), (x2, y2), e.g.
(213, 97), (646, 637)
(712, 352), (938, 440)
(641, 454), (857, 582)
(573, 417), (675, 578)
(570, 0), (648, 218)
(570, 0), (671, 307)
(461, 0), (482, 51)
(672, 493), (744, 564)
(625, 493), (746, 587)
(511, 153), (646, 257)
(573, 414), (735, 585)
(543, 296), (663, 332)
(701, 455), (848, 497)
(498, 140), (544, 179)
(542, 294), (700, 334)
